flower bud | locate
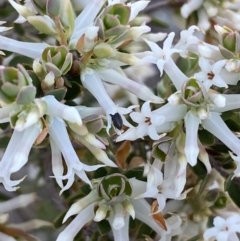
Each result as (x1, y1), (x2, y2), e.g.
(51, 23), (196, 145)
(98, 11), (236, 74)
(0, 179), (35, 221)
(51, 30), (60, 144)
(122, 199), (135, 219)
(225, 59), (240, 73)
(196, 106), (208, 119)
(42, 71), (55, 89)
(93, 43), (114, 58)
(215, 25), (240, 53)
(94, 205), (109, 222)
(208, 92), (226, 108)
(168, 91), (182, 105)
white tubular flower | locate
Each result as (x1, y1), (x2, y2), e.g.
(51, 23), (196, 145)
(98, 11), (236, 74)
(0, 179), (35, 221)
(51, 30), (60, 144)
(129, 101), (165, 140)
(131, 198), (165, 236)
(184, 111), (200, 166)
(69, 0), (105, 48)
(197, 7), (211, 31)
(43, 95), (82, 125)
(115, 127), (139, 142)
(0, 35), (48, 59)
(48, 117), (103, 193)
(0, 123), (42, 191)
(181, 0), (203, 18)
(141, 32), (182, 76)
(63, 189), (100, 222)
(57, 203), (95, 241)
(108, 214), (130, 241)
(112, 203), (125, 230)
(128, 1), (150, 21)
(203, 214), (240, 241)
(49, 137), (64, 189)
(159, 214), (182, 241)
(10, 123), (42, 173)
(194, 57), (227, 90)
(202, 112), (240, 157)
(81, 68), (120, 133)
(76, 134), (118, 167)
(152, 103), (187, 122)
(83, 26), (99, 52)
(162, 58), (188, 90)
(213, 94), (240, 113)
(0, 21), (12, 33)
(0, 103), (19, 123)
(174, 25), (200, 58)
(98, 68), (164, 104)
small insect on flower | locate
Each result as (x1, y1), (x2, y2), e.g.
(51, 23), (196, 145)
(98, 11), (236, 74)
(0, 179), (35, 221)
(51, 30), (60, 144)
(110, 113), (123, 130)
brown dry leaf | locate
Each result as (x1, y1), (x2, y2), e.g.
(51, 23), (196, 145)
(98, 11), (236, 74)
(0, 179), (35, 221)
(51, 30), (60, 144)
(151, 200), (167, 231)
(115, 140), (131, 170)
(128, 156), (145, 169)
(34, 118), (48, 145)
(76, 34), (85, 52)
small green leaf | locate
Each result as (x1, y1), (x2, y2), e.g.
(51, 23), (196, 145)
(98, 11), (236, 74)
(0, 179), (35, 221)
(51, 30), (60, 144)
(27, 15), (57, 35)
(227, 180), (240, 207)
(1, 82), (19, 97)
(65, 81), (81, 100)
(198, 129), (215, 146)
(191, 159), (207, 178)
(46, 0), (61, 16)
(194, 175), (210, 199)
(0, 135), (11, 148)
(218, 45), (235, 59)
(32, 0), (47, 15)
(45, 63), (62, 77)
(16, 86), (36, 105)
(97, 220), (111, 236)
(45, 88), (67, 101)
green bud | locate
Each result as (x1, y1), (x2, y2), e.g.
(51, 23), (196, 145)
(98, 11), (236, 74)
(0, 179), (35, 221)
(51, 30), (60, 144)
(216, 25), (240, 54)
(46, 0), (61, 17)
(27, 15), (57, 35)
(93, 43), (114, 58)
(107, 4), (131, 25)
(214, 195), (228, 209)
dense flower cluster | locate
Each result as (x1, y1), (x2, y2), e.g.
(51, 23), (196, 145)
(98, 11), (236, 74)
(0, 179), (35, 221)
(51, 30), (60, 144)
(1, 0), (240, 240)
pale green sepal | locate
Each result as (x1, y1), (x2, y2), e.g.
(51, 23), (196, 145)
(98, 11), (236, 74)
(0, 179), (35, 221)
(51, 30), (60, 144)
(27, 15), (57, 35)
(61, 53), (73, 75)
(59, 0), (75, 37)
(46, 0), (61, 16)
(16, 86), (37, 105)
(94, 43), (114, 58)
(108, 4), (131, 25)
(18, 64), (33, 85)
(8, 0), (35, 19)
(44, 63), (62, 77)
(1, 82), (19, 97)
